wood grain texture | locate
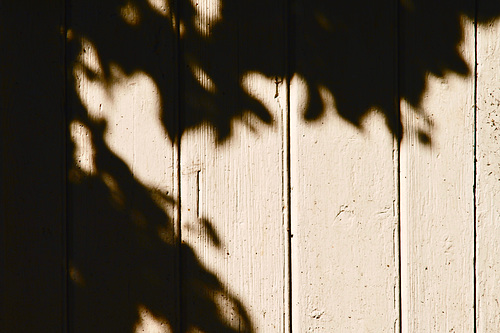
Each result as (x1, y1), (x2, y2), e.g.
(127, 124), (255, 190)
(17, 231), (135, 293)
(400, 17), (475, 333)
(67, 1), (180, 331)
(179, 0), (288, 331)
(7, 1), (500, 332)
(290, 1), (399, 330)
(290, 83), (399, 332)
(476, 16), (500, 333)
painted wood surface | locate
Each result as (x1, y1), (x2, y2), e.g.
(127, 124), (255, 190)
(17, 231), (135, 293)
(290, 1), (399, 331)
(290, 85), (399, 332)
(179, 1), (288, 331)
(476, 15), (500, 333)
(3, 1), (500, 332)
(400, 15), (475, 333)
(67, 1), (180, 331)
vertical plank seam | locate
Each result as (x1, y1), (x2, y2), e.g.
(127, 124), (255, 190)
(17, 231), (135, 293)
(473, 1), (478, 331)
(285, 0), (294, 331)
(63, 0), (69, 330)
(174, 0), (183, 331)
(395, 0), (404, 331)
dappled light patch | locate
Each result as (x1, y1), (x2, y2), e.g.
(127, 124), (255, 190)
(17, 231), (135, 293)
(64, 0), (500, 146)
(135, 305), (171, 333)
(241, 72), (282, 114)
(188, 60), (217, 93)
(3, 0), (500, 331)
(60, 0), (500, 331)
(68, 21), (251, 330)
(76, 37), (103, 78)
(70, 120), (97, 175)
(121, 1), (141, 26)
(238, 71), (286, 135)
(147, 0), (171, 17)
(179, 20), (187, 38)
(190, 0), (222, 36)
(317, 85), (338, 123)
(69, 262), (86, 287)
(290, 74), (309, 122)
(101, 172), (126, 208)
(73, 41), (174, 191)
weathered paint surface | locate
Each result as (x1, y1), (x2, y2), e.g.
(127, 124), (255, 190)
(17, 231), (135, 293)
(67, 1), (180, 331)
(400, 17), (476, 333)
(476, 16), (500, 333)
(179, 0), (288, 330)
(290, 81), (399, 332)
(290, 2), (400, 331)
(2, 1), (500, 333)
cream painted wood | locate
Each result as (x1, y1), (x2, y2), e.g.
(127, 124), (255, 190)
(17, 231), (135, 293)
(180, 116), (287, 332)
(67, 2), (180, 331)
(290, 80), (399, 332)
(476, 17), (500, 332)
(179, 1), (288, 331)
(290, 2), (399, 332)
(400, 18), (475, 333)
(9, 1), (500, 332)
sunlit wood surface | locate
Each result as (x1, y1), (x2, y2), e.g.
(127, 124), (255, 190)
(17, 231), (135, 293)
(1, 1), (500, 332)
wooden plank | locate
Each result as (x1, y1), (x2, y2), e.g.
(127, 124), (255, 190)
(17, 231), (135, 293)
(0, 1), (67, 331)
(399, 13), (475, 332)
(476, 15), (500, 332)
(179, 0), (288, 331)
(290, 1), (400, 331)
(67, 1), (180, 331)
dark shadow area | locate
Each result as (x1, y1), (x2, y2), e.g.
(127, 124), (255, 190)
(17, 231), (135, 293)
(1, 1), (67, 331)
(3, 0), (500, 332)
(66, 115), (251, 332)
(67, 0), (500, 143)
(66, 0), (254, 330)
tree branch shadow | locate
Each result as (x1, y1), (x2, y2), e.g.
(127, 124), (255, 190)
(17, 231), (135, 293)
(3, 0), (500, 331)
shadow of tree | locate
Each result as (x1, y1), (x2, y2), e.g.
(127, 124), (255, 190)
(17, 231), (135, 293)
(2, 0), (500, 332)
(67, 114), (251, 332)
(69, 0), (500, 142)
